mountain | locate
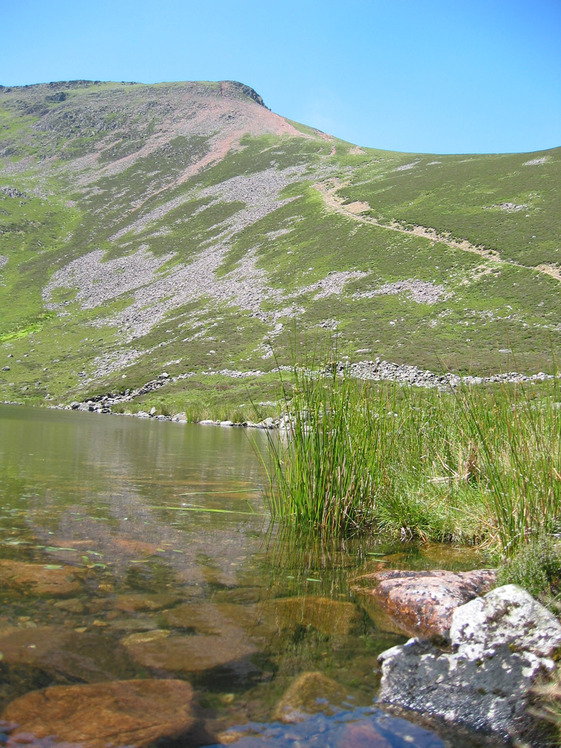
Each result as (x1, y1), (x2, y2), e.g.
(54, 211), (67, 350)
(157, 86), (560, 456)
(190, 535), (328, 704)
(0, 80), (559, 415)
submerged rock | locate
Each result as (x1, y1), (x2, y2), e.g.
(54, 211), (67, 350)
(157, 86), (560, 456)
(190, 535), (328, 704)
(273, 671), (349, 723)
(0, 625), (137, 683)
(259, 596), (361, 637)
(378, 584), (561, 743)
(122, 627), (258, 674)
(0, 560), (84, 598)
(111, 592), (183, 613)
(335, 722), (394, 747)
(1, 679), (214, 747)
(156, 597), (361, 649)
(354, 568), (496, 636)
(53, 597), (86, 614)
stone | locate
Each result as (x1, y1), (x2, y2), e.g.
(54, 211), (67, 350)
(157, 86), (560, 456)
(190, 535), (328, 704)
(336, 722), (393, 748)
(111, 592), (182, 614)
(122, 623), (258, 674)
(358, 593), (416, 636)
(161, 602), (252, 634)
(0, 626), (137, 683)
(112, 537), (160, 555)
(450, 583), (561, 659)
(53, 598), (85, 614)
(379, 639), (544, 741)
(354, 568), (496, 636)
(0, 560), (84, 598)
(213, 586), (266, 605)
(377, 585), (561, 743)
(106, 616), (160, 634)
(273, 671), (349, 723)
(259, 596), (361, 637)
(2, 679), (214, 747)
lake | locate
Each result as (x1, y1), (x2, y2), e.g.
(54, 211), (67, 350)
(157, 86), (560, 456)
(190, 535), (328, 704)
(0, 405), (487, 747)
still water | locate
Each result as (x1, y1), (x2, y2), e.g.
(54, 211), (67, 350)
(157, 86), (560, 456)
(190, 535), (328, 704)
(0, 405), (487, 747)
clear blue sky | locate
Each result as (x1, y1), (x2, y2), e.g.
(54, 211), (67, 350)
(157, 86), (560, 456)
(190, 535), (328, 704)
(2, 0), (560, 154)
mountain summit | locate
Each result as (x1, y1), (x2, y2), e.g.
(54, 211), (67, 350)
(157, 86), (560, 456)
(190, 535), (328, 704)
(0, 80), (559, 409)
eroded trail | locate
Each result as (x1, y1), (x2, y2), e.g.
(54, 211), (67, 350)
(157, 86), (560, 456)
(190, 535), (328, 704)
(314, 179), (560, 283)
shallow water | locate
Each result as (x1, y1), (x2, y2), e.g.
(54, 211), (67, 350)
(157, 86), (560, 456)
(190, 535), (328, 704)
(0, 405), (491, 746)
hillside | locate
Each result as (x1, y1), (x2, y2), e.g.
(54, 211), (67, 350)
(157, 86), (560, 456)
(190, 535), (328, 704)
(0, 80), (559, 415)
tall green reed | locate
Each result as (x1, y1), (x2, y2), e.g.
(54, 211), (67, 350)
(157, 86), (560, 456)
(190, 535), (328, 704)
(263, 361), (471, 539)
(264, 364), (378, 534)
(456, 379), (561, 555)
(263, 354), (561, 554)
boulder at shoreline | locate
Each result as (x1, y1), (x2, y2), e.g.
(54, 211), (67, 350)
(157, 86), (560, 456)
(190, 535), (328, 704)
(378, 584), (561, 744)
(354, 568), (496, 636)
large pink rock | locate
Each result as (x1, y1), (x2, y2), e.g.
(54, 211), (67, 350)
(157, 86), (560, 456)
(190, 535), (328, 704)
(354, 568), (496, 636)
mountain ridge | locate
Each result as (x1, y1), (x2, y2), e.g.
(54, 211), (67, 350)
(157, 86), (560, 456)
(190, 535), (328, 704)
(0, 80), (559, 415)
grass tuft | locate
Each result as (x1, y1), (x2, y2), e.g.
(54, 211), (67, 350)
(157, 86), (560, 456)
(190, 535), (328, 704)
(263, 353), (561, 553)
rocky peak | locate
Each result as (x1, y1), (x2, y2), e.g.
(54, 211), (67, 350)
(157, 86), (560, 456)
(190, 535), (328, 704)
(222, 80), (269, 109)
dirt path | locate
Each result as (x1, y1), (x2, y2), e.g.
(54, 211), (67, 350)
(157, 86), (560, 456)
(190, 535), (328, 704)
(314, 179), (559, 283)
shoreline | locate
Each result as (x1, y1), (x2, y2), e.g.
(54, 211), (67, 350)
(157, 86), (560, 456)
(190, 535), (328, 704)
(3, 356), (556, 428)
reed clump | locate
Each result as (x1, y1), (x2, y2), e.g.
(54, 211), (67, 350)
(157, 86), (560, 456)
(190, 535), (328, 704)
(264, 362), (561, 555)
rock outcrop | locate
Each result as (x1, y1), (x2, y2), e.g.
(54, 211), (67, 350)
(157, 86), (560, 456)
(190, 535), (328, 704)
(378, 584), (561, 744)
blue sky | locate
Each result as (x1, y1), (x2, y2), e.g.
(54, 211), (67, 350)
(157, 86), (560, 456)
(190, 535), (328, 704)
(2, 0), (560, 154)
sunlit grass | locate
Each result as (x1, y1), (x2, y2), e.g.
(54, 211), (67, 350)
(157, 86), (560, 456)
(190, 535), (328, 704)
(263, 359), (561, 555)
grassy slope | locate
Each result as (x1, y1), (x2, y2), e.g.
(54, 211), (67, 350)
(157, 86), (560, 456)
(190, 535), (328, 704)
(339, 148), (561, 266)
(0, 81), (559, 415)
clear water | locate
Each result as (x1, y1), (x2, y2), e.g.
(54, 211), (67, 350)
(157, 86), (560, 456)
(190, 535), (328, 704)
(0, 405), (491, 747)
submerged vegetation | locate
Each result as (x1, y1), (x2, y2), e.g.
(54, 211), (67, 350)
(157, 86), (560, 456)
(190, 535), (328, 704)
(263, 357), (561, 557)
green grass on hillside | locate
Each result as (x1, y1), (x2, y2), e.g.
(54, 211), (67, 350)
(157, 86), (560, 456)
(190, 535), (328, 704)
(0, 81), (559, 407)
(339, 148), (561, 267)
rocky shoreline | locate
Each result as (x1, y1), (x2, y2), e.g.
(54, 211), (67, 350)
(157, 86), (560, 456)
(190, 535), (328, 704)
(378, 583), (561, 745)
(355, 569), (561, 745)
(14, 357), (554, 426)
(0, 556), (558, 745)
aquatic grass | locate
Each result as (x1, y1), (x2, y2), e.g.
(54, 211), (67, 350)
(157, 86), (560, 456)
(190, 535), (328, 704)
(263, 362), (445, 537)
(455, 378), (561, 554)
(263, 357), (561, 553)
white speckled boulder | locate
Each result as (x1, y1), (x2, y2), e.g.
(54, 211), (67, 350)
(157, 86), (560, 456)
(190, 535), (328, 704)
(378, 585), (561, 744)
(450, 583), (561, 660)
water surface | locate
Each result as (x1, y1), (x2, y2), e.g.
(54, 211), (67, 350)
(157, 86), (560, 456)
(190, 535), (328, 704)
(0, 405), (488, 746)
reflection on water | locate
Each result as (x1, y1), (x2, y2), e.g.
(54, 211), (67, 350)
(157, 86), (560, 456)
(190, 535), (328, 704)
(0, 405), (487, 747)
